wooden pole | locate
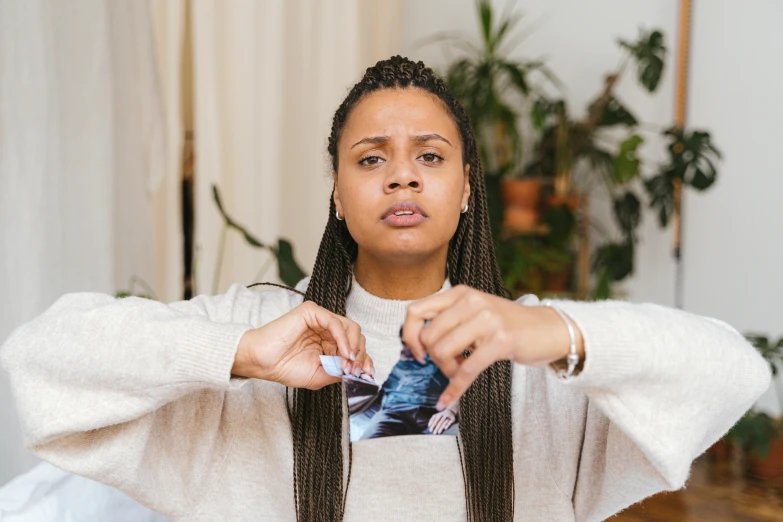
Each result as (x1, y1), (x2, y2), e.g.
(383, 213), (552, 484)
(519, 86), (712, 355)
(672, 0), (692, 309)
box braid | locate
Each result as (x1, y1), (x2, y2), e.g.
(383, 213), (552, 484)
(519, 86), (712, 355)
(286, 56), (515, 522)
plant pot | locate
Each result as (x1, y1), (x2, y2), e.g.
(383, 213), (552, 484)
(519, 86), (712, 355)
(501, 178), (543, 230)
(707, 437), (733, 463)
(501, 178), (543, 208)
(503, 207), (539, 230)
(746, 435), (783, 480)
(545, 194), (581, 213)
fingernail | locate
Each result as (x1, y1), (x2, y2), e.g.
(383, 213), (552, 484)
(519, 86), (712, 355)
(417, 356), (426, 365)
(350, 352), (356, 361)
(343, 365), (351, 375)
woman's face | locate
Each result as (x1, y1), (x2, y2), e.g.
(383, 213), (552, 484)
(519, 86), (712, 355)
(334, 87), (470, 263)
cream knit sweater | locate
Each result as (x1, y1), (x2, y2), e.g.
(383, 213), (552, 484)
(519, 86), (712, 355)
(0, 275), (770, 521)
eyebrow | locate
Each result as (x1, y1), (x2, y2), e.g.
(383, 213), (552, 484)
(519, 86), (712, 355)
(350, 134), (453, 150)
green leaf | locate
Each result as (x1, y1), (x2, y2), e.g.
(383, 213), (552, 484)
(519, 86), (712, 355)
(212, 185), (233, 226)
(613, 192), (642, 237)
(592, 241), (634, 282)
(613, 134), (644, 183)
(543, 204), (576, 247)
(239, 227), (265, 248)
(501, 61), (529, 95)
(644, 171), (675, 227)
(593, 96), (638, 127)
(478, 0), (493, 48)
(275, 238), (307, 287)
(661, 127), (722, 191)
(531, 97), (565, 129)
(592, 268), (612, 300)
(619, 29), (666, 92)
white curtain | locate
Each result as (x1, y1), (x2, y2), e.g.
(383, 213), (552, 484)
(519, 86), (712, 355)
(190, 0), (401, 293)
(0, 0), (401, 491)
(0, 0), (172, 484)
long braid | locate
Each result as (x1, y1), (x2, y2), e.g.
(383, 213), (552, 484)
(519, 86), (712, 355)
(284, 56), (514, 521)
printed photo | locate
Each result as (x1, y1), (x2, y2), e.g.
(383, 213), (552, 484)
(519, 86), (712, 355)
(321, 345), (459, 442)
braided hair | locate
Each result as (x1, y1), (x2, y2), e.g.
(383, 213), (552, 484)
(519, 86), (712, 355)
(288, 56), (514, 521)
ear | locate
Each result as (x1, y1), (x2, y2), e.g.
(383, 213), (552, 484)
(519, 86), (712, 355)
(333, 177), (342, 215)
(462, 164), (471, 208)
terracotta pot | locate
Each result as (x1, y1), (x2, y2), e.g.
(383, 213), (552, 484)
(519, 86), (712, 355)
(746, 436), (783, 480)
(501, 178), (542, 209)
(707, 438), (733, 462)
(503, 206), (538, 230)
(545, 194), (581, 212)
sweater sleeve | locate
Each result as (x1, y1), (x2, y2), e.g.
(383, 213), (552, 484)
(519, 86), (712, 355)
(530, 298), (771, 522)
(0, 283), (297, 519)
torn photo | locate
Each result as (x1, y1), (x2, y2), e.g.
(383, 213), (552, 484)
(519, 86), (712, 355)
(320, 345), (460, 442)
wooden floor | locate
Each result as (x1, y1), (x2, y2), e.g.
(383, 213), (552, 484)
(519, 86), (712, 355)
(612, 454), (783, 521)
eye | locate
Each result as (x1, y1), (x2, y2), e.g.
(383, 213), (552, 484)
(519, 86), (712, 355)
(358, 155), (385, 166)
(419, 153), (444, 164)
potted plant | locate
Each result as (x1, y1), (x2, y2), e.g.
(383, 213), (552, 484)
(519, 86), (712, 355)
(724, 335), (783, 479)
(527, 29), (721, 300)
(435, 0), (558, 235)
(497, 236), (573, 297)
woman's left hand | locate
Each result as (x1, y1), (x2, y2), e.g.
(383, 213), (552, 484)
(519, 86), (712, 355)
(401, 284), (584, 411)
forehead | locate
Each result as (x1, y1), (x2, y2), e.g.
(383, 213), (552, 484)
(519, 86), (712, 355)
(340, 87), (461, 145)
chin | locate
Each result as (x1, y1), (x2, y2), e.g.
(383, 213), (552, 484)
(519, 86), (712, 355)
(371, 242), (443, 262)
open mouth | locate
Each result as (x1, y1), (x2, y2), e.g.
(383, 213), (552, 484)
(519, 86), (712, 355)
(381, 201), (428, 227)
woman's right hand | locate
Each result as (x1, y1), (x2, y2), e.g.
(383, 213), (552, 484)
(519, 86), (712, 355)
(231, 301), (373, 390)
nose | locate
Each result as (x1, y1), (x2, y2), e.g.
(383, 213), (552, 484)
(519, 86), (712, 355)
(384, 156), (423, 194)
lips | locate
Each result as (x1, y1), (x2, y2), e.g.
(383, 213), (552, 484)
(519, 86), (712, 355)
(381, 201), (428, 228)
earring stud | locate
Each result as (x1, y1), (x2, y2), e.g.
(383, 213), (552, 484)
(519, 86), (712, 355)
(336, 209), (344, 221)
(461, 203), (469, 214)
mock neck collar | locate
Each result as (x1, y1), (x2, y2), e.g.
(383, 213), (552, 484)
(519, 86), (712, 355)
(345, 272), (452, 337)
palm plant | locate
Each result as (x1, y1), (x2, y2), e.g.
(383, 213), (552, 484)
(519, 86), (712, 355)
(430, 0), (557, 236)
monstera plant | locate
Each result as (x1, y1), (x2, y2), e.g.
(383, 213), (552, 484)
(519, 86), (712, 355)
(527, 28), (721, 299)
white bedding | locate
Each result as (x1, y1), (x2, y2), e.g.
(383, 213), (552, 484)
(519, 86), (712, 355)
(0, 463), (169, 521)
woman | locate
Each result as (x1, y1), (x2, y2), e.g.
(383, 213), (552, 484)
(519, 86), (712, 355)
(0, 56), (770, 522)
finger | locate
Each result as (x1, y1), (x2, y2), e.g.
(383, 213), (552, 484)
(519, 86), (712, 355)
(428, 414), (438, 431)
(351, 334), (367, 377)
(311, 305), (354, 360)
(436, 345), (498, 411)
(402, 285), (470, 362)
(342, 319), (363, 363)
(361, 349), (375, 380)
(308, 366), (342, 390)
(428, 314), (493, 378)
(435, 416), (450, 435)
(432, 416), (444, 434)
(418, 291), (485, 357)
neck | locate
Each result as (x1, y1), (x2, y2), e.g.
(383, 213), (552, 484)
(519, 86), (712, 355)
(353, 249), (448, 300)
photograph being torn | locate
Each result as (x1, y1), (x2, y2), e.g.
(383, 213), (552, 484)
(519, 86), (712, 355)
(320, 345), (459, 442)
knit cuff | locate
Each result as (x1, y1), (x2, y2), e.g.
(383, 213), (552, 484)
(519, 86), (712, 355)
(543, 300), (642, 389)
(176, 319), (253, 388)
